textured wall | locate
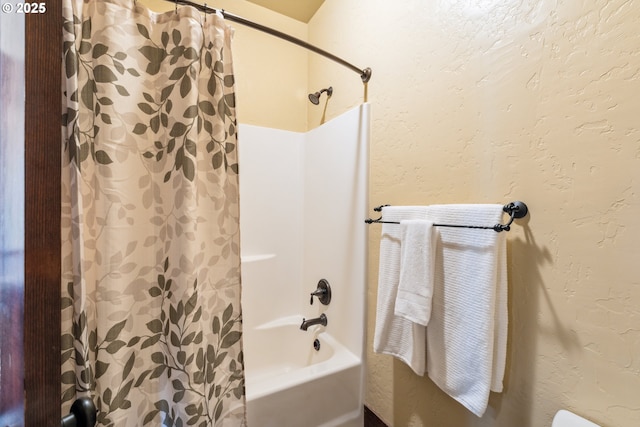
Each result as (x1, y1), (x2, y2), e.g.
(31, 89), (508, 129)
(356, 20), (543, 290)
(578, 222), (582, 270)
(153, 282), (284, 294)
(138, 1), (640, 425)
(308, 1), (640, 427)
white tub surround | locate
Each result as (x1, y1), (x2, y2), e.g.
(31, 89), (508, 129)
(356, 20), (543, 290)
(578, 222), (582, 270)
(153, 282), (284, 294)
(239, 104), (370, 427)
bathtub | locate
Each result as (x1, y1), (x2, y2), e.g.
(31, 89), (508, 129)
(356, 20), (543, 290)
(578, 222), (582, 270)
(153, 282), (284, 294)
(243, 316), (363, 427)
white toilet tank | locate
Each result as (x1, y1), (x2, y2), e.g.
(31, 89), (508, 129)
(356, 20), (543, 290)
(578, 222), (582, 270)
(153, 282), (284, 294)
(552, 410), (601, 427)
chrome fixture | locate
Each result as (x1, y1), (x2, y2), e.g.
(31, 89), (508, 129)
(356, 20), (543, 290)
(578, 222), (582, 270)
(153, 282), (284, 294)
(308, 87), (333, 105)
(309, 279), (332, 305)
(300, 313), (328, 331)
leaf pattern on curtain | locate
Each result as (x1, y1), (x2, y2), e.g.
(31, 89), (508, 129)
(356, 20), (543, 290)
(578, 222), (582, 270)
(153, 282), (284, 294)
(61, 0), (245, 425)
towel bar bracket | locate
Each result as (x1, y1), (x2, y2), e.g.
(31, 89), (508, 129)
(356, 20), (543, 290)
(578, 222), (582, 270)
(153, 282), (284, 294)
(504, 201), (528, 219)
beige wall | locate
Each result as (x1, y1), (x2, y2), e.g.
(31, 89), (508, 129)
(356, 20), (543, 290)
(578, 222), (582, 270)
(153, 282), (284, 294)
(140, 1), (639, 426)
(141, 0), (309, 131)
(308, 1), (640, 427)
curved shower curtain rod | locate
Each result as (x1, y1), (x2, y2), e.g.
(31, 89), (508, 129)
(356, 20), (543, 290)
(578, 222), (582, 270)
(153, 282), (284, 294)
(165, 0), (372, 83)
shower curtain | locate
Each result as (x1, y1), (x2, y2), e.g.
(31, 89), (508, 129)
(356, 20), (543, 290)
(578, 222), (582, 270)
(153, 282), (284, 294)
(61, 0), (245, 425)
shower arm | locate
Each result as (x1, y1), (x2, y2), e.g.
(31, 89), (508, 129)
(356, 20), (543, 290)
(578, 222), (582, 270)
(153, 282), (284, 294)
(166, 0), (372, 83)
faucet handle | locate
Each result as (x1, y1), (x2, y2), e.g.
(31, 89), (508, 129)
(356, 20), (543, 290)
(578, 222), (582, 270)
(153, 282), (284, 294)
(309, 279), (331, 305)
(310, 288), (324, 305)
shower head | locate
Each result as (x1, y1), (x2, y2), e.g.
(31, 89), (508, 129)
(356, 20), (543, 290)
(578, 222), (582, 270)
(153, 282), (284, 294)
(308, 87), (333, 105)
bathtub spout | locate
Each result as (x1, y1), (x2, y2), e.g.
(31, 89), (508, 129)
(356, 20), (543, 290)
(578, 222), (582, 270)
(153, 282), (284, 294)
(300, 313), (328, 331)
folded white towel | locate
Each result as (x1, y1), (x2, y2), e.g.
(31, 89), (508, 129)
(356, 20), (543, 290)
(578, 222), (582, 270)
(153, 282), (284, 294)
(424, 204), (507, 417)
(373, 206), (430, 376)
(394, 219), (436, 326)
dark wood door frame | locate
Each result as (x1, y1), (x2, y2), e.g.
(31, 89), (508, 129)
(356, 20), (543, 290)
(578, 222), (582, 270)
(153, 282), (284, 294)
(24, 6), (63, 426)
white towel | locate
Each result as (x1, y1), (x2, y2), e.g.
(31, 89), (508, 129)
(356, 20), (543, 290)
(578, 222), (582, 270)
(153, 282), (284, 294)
(373, 206), (429, 376)
(394, 219), (436, 326)
(424, 204), (507, 417)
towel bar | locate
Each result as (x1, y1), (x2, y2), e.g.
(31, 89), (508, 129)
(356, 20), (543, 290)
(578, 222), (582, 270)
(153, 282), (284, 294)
(364, 201), (528, 232)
